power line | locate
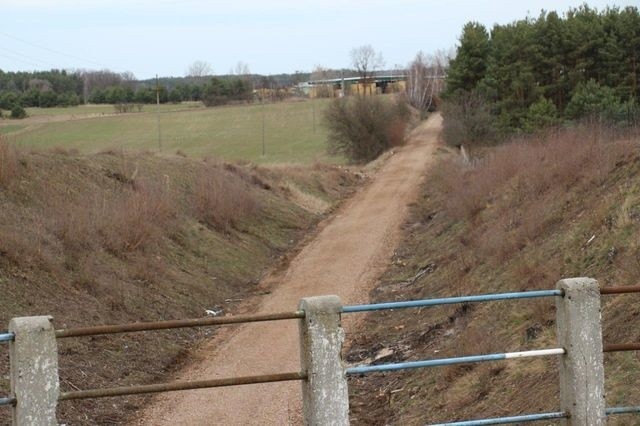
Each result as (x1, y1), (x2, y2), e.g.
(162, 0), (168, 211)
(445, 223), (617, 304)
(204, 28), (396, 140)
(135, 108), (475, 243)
(0, 31), (106, 68)
(0, 52), (43, 68)
(0, 47), (53, 68)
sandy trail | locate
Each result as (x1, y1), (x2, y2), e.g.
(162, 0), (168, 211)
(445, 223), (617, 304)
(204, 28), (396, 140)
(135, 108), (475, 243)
(134, 113), (442, 425)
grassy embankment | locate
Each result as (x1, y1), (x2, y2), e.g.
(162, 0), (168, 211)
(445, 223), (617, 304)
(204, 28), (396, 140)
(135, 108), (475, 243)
(347, 125), (640, 425)
(0, 138), (359, 424)
(0, 99), (332, 164)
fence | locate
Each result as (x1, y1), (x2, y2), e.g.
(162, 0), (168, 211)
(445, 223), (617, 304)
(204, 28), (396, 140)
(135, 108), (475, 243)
(0, 277), (639, 425)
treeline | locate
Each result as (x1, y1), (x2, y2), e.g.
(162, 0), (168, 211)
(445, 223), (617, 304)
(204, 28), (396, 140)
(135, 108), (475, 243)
(0, 69), (83, 109)
(444, 5), (640, 144)
(0, 68), (311, 112)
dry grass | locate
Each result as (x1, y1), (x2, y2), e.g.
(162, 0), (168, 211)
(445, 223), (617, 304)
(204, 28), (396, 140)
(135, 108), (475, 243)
(432, 125), (636, 265)
(0, 148), (360, 424)
(193, 166), (259, 231)
(347, 123), (640, 424)
(103, 181), (178, 253)
(0, 138), (18, 187)
(437, 126), (634, 222)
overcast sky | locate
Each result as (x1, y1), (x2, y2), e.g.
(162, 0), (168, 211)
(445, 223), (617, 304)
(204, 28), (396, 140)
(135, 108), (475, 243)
(0, 0), (637, 79)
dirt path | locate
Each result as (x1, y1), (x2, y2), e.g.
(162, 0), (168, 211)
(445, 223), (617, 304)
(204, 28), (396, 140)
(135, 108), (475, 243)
(134, 113), (442, 425)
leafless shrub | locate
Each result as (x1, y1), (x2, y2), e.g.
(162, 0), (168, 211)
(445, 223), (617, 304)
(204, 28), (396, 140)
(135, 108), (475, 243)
(441, 91), (496, 148)
(323, 95), (409, 163)
(193, 167), (259, 231)
(113, 103), (135, 113)
(102, 181), (177, 253)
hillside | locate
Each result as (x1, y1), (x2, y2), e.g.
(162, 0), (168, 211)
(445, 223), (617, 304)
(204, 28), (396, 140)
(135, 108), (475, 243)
(347, 125), (640, 425)
(0, 142), (360, 424)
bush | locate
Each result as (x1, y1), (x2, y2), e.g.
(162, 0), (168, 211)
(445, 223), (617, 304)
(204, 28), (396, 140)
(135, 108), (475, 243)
(0, 92), (20, 110)
(323, 95), (409, 163)
(113, 103), (135, 113)
(102, 181), (177, 253)
(193, 167), (259, 230)
(10, 105), (26, 119)
(441, 90), (495, 147)
(523, 97), (559, 133)
(565, 80), (622, 122)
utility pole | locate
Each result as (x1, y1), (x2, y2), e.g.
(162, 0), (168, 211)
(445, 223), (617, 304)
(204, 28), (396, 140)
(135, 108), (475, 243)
(261, 96), (266, 156)
(312, 101), (316, 133)
(156, 74), (162, 152)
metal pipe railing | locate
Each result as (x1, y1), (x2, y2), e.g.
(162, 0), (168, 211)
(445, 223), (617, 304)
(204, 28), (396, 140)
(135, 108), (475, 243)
(606, 406), (640, 415)
(0, 397), (15, 407)
(54, 310), (305, 338)
(428, 411), (568, 426)
(603, 343), (640, 352)
(600, 286), (640, 295)
(346, 348), (565, 375)
(58, 371), (307, 401)
(342, 290), (563, 313)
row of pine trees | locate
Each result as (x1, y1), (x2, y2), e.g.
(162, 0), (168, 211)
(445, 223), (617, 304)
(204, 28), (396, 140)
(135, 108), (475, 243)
(444, 5), (640, 140)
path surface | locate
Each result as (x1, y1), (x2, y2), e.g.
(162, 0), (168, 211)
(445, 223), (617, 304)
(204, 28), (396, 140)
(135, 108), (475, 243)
(134, 113), (442, 425)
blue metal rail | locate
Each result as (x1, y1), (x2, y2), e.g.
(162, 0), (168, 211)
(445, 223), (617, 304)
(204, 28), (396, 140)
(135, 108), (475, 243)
(0, 333), (13, 343)
(342, 290), (563, 313)
(0, 397), (15, 407)
(427, 407), (640, 425)
(346, 348), (565, 375)
(428, 411), (568, 425)
(606, 406), (640, 415)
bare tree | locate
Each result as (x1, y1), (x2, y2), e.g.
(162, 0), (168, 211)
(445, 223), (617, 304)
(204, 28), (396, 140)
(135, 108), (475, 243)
(187, 60), (213, 77)
(79, 69), (123, 103)
(406, 50), (448, 111)
(311, 65), (338, 81)
(231, 61), (250, 77)
(120, 71), (137, 90)
(350, 45), (384, 82)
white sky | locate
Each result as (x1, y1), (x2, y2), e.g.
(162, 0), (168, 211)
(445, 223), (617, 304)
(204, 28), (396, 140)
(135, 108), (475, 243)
(0, 0), (637, 79)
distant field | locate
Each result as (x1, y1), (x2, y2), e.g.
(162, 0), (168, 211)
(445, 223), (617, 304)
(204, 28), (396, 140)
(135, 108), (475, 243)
(22, 102), (204, 117)
(0, 100), (335, 164)
(0, 124), (25, 135)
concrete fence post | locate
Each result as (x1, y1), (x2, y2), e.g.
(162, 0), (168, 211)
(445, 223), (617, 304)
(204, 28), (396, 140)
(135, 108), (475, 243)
(555, 278), (606, 425)
(298, 295), (349, 426)
(9, 316), (59, 426)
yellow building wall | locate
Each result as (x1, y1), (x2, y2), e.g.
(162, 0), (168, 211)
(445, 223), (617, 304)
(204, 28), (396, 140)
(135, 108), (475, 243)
(349, 82), (377, 96)
(309, 85), (336, 99)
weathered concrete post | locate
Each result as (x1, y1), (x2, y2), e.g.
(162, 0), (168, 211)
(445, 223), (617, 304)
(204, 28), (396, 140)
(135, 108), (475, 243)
(555, 278), (605, 425)
(9, 316), (59, 426)
(298, 295), (349, 425)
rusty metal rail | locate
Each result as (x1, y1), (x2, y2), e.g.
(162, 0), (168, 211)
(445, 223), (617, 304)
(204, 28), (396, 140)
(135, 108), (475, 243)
(54, 310), (305, 338)
(600, 286), (640, 353)
(600, 286), (640, 295)
(58, 371), (307, 401)
(604, 343), (640, 353)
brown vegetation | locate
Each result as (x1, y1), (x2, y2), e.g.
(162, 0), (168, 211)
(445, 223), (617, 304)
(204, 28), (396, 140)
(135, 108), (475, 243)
(347, 124), (640, 424)
(0, 146), (359, 424)
(323, 95), (411, 163)
(193, 166), (259, 231)
(0, 138), (18, 188)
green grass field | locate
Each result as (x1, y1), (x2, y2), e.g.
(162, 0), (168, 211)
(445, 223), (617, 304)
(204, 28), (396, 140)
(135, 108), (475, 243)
(21, 101), (204, 117)
(0, 124), (25, 135)
(0, 100), (335, 164)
